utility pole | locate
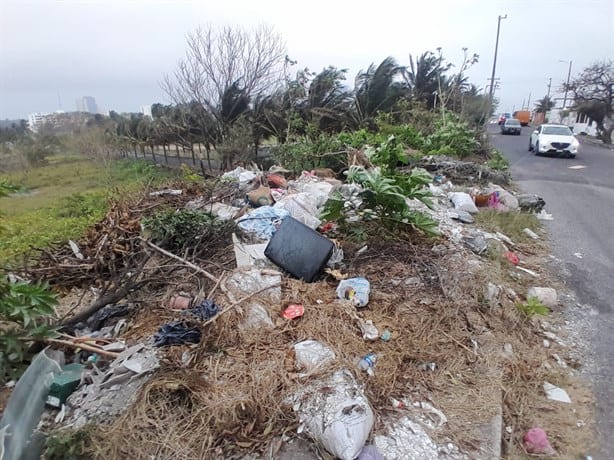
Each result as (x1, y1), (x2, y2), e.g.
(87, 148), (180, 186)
(527, 92), (531, 110)
(487, 14), (508, 115)
(546, 78), (552, 99)
(562, 60), (573, 109)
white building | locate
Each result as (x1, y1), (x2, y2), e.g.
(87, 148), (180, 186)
(140, 104), (153, 119)
(548, 108), (598, 136)
(27, 113), (47, 132)
(76, 96), (98, 114)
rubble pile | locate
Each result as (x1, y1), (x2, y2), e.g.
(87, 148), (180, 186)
(2, 159), (584, 460)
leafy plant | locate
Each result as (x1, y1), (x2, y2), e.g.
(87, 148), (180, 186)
(517, 297), (550, 318)
(0, 279), (59, 381)
(142, 209), (231, 253)
(321, 166), (439, 237)
(424, 115), (480, 158)
(45, 428), (92, 460)
(56, 192), (107, 218)
(365, 135), (408, 173)
(487, 149), (509, 171)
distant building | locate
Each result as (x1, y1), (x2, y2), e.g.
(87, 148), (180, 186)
(140, 104), (153, 119)
(28, 113), (47, 132)
(27, 111), (90, 134)
(76, 96), (98, 114)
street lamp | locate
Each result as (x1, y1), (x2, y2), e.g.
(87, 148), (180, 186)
(487, 14), (508, 111)
(559, 59), (573, 109)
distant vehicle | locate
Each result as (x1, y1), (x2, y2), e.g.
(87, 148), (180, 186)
(513, 110), (531, 126)
(501, 118), (521, 135)
(498, 113), (511, 125)
(528, 124), (579, 158)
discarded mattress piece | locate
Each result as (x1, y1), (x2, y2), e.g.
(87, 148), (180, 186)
(293, 369), (374, 460)
(265, 216), (334, 282)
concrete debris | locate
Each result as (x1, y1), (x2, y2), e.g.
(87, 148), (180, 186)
(414, 156), (510, 185)
(522, 228), (540, 240)
(448, 192), (479, 214)
(536, 210), (554, 221)
(487, 184), (519, 210)
(374, 415), (467, 460)
(67, 345), (159, 428)
(448, 210), (475, 224)
(517, 194), (546, 213)
(485, 283), (503, 308)
(543, 381), (572, 403)
(463, 233), (488, 255)
(527, 287), (558, 308)
(241, 302), (274, 330)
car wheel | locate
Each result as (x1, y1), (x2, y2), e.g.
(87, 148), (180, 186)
(528, 140), (533, 152)
(569, 153), (576, 159)
(535, 142), (540, 156)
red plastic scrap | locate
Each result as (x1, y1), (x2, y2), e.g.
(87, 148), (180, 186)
(505, 251), (520, 265)
(282, 304), (304, 319)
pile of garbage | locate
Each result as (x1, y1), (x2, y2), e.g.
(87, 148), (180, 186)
(1, 161), (564, 460)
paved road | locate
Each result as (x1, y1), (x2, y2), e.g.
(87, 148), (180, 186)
(490, 125), (614, 458)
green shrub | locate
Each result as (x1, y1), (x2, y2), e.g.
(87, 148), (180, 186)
(517, 297), (550, 318)
(424, 116), (480, 158)
(142, 209), (232, 253)
(56, 192), (107, 219)
(487, 149), (509, 171)
(0, 279), (58, 381)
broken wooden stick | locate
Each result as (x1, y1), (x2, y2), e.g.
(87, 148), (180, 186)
(201, 282), (281, 328)
(46, 338), (120, 358)
(145, 240), (220, 284)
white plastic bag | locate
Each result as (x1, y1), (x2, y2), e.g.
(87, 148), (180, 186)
(274, 192), (321, 229)
(294, 370), (374, 460)
(294, 340), (336, 374)
(448, 192), (479, 214)
(336, 278), (370, 307)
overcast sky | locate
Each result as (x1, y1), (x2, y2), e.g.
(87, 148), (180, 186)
(1, 0), (613, 119)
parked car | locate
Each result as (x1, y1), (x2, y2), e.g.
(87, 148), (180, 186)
(501, 118), (522, 135)
(512, 110), (531, 126)
(498, 113), (511, 125)
(528, 124), (579, 158)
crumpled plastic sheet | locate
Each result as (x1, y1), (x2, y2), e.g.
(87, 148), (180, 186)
(294, 340), (336, 375)
(236, 206), (289, 241)
(185, 299), (219, 321)
(153, 321), (201, 347)
(273, 192), (321, 229)
(293, 369), (374, 460)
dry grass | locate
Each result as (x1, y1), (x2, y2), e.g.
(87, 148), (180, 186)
(70, 230), (593, 459)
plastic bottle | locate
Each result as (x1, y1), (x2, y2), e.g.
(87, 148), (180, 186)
(358, 353), (377, 375)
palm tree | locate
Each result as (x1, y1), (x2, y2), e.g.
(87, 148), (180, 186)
(352, 57), (408, 128)
(535, 96), (555, 114)
(404, 52), (450, 108)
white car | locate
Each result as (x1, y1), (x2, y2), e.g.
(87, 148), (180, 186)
(528, 124), (579, 158)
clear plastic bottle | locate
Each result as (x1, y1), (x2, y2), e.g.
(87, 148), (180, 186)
(358, 353), (377, 375)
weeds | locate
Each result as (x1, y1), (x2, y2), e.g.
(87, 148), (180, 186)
(517, 296), (550, 318)
(0, 279), (58, 381)
(487, 149), (509, 171)
(474, 210), (541, 242)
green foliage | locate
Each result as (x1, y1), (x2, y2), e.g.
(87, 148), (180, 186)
(272, 142), (319, 172)
(0, 279), (59, 380)
(517, 297), (550, 318)
(377, 123), (425, 150)
(45, 428), (92, 460)
(321, 165), (439, 237)
(365, 135), (408, 173)
(56, 192), (107, 219)
(424, 116), (480, 158)
(486, 149), (509, 171)
(142, 209), (231, 253)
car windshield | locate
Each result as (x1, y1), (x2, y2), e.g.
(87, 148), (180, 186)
(506, 119), (520, 125)
(542, 126), (572, 136)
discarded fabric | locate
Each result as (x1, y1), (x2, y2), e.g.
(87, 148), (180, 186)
(336, 277), (370, 307)
(236, 206), (289, 241)
(523, 427), (556, 455)
(448, 192), (479, 214)
(186, 299), (219, 321)
(153, 321), (201, 347)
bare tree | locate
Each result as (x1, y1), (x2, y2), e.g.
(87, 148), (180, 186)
(162, 24), (286, 129)
(563, 60), (614, 144)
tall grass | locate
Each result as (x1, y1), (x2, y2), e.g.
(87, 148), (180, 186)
(0, 152), (177, 264)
